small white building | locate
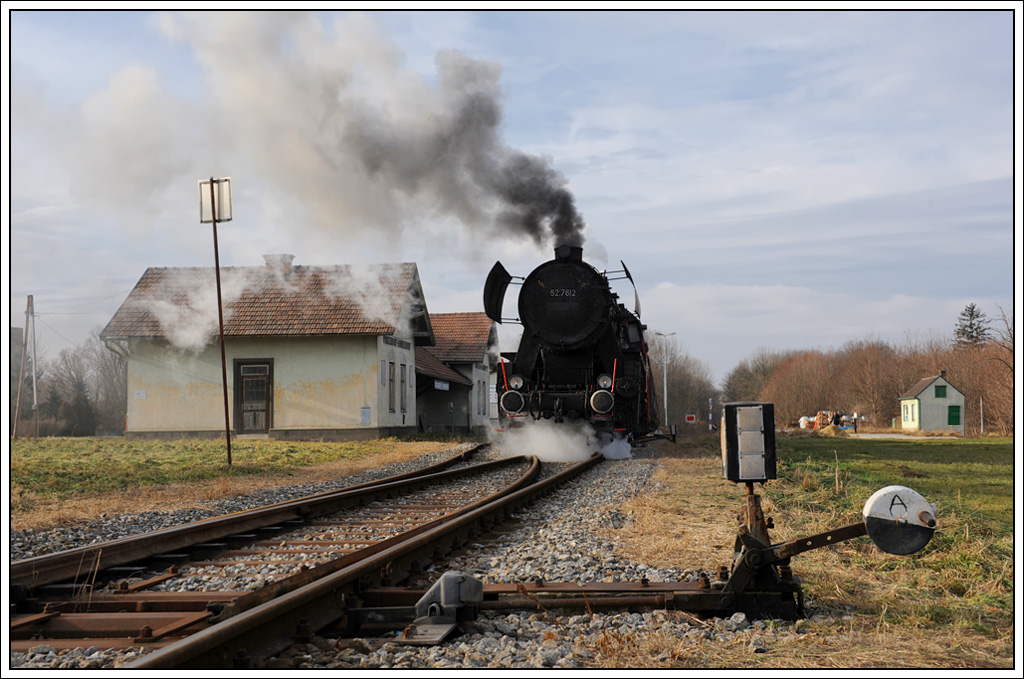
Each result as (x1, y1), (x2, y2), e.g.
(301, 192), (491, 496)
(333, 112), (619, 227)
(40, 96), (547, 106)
(898, 370), (965, 436)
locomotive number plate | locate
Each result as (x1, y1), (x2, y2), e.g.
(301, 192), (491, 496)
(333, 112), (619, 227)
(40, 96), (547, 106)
(549, 289), (577, 297)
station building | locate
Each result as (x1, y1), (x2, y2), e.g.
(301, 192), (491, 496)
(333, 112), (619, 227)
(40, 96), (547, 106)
(101, 254), (483, 441)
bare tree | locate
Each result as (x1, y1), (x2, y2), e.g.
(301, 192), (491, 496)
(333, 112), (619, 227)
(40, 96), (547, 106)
(717, 317), (1014, 436)
(83, 329), (128, 434)
(990, 304), (1014, 376)
(647, 331), (719, 430)
(721, 347), (792, 403)
(36, 327), (128, 436)
(836, 338), (901, 425)
(759, 351), (838, 425)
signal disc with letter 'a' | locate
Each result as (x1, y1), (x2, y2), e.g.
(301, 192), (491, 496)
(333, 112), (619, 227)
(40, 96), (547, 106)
(863, 485), (937, 555)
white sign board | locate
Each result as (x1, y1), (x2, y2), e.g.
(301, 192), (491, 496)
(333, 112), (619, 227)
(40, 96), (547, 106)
(199, 177), (233, 223)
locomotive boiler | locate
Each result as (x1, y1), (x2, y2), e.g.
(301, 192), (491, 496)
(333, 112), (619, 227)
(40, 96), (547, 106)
(483, 245), (658, 439)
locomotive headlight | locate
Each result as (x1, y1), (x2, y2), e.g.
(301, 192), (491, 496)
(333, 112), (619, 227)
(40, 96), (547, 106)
(590, 389), (614, 414)
(501, 390), (526, 414)
(597, 374), (613, 390)
(509, 375), (525, 390)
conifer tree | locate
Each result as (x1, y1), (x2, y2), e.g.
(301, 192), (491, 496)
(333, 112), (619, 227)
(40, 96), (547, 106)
(953, 303), (991, 347)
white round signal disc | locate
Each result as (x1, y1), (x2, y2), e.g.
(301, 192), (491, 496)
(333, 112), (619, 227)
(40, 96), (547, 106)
(863, 485), (937, 555)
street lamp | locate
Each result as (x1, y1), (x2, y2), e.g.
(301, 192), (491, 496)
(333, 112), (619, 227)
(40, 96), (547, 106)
(653, 331), (675, 426)
(200, 177), (233, 466)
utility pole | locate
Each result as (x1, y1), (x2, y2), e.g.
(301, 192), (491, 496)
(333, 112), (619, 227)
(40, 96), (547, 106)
(30, 296), (39, 437)
(13, 296), (31, 439)
(653, 331), (675, 426)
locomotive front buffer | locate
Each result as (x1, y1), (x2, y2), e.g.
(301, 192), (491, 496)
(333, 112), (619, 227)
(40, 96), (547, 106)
(700, 402), (938, 620)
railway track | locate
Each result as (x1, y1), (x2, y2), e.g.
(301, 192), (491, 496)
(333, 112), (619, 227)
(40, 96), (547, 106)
(10, 445), (604, 669)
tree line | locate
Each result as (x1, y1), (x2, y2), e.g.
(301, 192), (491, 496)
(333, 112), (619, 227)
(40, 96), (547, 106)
(10, 328), (127, 437)
(646, 302), (1012, 437)
(719, 303), (1013, 436)
(644, 332), (718, 434)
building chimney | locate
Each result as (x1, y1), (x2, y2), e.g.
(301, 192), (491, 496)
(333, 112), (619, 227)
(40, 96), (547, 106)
(940, 370), (946, 379)
(264, 254), (295, 272)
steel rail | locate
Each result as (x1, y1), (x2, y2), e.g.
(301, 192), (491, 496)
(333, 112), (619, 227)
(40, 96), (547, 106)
(10, 451), (536, 655)
(127, 453), (604, 669)
(10, 444), (497, 592)
(200, 454), (544, 623)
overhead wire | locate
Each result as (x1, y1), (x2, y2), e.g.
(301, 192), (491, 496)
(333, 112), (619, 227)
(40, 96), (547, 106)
(33, 315), (83, 349)
(39, 290), (132, 315)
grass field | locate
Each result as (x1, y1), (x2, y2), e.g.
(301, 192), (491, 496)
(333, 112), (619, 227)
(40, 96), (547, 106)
(8, 436), (468, 530)
(607, 433), (1015, 668)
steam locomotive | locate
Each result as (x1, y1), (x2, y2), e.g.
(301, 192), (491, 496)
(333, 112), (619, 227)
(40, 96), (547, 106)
(484, 245), (658, 439)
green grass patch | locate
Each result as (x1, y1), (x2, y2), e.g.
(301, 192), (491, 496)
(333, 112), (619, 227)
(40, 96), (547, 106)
(9, 437), (431, 508)
(772, 435), (1013, 527)
(763, 434), (1013, 632)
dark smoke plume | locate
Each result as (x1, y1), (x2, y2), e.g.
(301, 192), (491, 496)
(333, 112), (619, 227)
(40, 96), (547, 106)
(66, 12), (587, 252)
(339, 47), (586, 248)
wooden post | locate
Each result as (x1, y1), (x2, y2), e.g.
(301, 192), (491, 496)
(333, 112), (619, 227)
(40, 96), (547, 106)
(12, 296), (31, 439)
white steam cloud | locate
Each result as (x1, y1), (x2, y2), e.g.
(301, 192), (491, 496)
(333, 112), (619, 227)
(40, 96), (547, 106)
(492, 419), (632, 463)
(136, 260), (422, 352)
(141, 268), (250, 353)
(322, 262), (417, 335)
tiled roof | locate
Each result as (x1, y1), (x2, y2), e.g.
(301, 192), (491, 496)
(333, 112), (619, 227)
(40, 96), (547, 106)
(101, 263), (418, 340)
(428, 312), (496, 363)
(415, 347), (471, 385)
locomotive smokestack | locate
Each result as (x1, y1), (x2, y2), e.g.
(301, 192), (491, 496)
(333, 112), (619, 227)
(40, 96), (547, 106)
(554, 244), (583, 263)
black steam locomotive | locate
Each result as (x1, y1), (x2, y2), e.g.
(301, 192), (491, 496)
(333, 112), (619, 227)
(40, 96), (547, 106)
(483, 245), (658, 439)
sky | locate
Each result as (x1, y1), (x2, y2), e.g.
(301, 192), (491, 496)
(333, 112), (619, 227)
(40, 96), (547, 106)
(4, 7), (1020, 385)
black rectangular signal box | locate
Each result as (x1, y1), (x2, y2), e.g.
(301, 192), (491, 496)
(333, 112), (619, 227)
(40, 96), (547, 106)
(721, 402), (777, 483)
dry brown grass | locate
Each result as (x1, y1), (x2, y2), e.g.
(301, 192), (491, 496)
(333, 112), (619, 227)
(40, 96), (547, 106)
(584, 438), (1015, 669)
(584, 618), (1012, 668)
(11, 441), (450, 532)
(616, 454), (737, 573)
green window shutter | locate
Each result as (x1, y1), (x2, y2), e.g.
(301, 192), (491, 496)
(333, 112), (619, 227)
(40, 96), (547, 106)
(935, 385), (946, 398)
(948, 405), (960, 426)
